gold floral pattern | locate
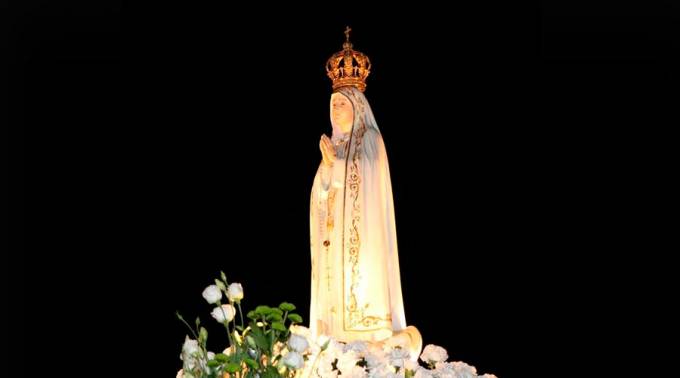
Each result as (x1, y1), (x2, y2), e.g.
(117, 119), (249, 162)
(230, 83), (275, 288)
(340, 96), (391, 331)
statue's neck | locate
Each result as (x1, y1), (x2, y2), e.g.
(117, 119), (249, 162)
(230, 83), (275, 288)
(331, 131), (350, 145)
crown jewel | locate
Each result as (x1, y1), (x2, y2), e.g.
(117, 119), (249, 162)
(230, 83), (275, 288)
(326, 27), (371, 92)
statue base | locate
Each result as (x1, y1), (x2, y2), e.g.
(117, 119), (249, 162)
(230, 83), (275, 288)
(391, 326), (423, 361)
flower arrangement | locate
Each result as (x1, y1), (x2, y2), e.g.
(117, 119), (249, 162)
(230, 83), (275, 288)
(176, 273), (497, 378)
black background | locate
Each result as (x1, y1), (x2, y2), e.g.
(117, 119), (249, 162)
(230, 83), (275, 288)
(7, 1), (678, 377)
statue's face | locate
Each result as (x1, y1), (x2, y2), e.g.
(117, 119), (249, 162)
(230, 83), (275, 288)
(331, 92), (354, 133)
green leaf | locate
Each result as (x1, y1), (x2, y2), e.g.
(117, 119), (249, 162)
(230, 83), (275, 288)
(287, 313), (303, 323)
(249, 321), (263, 333)
(262, 366), (280, 378)
(247, 310), (258, 320)
(225, 363), (241, 373)
(270, 308), (283, 316)
(271, 321), (286, 332)
(255, 305), (273, 316)
(246, 335), (257, 348)
(207, 360), (222, 368)
(249, 321), (270, 351)
(176, 311), (185, 321)
(221, 271), (227, 282)
(266, 313), (283, 322)
(214, 353), (229, 363)
(195, 317), (200, 327)
(279, 302), (296, 312)
(244, 358), (258, 370)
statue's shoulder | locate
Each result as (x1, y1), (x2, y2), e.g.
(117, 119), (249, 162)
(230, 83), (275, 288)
(359, 127), (384, 158)
(361, 127), (381, 141)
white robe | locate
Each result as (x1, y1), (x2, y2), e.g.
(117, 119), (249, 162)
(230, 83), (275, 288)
(309, 87), (407, 344)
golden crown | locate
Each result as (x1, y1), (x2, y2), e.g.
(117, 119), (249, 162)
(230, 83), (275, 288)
(326, 27), (371, 92)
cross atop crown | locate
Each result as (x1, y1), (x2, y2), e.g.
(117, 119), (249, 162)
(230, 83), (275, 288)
(326, 26), (371, 92)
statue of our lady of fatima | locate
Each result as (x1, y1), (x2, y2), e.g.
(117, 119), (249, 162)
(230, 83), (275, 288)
(309, 27), (422, 359)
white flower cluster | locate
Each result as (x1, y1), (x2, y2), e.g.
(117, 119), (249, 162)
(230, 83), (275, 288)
(201, 283), (243, 324)
(179, 325), (497, 378)
(284, 326), (497, 378)
(178, 282), (497, 378)
(178, 336), (218, 378)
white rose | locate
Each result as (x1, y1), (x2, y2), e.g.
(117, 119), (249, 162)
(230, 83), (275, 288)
(433, 362), (456, 378)
(322, 338), (345, 359)
(388, 347), (410, 368)
(180, 336), (200, 370)
(282, 351), (304, 369)
(202, 285), (222, 304)
(364, 349), (387, 370)
(344, 340), (368, 355)
(404, 359), (419, 372)
(420, 344), (448, 364)
(207, 351), (215, 360)
(319, 343), (341, 366)
(316, 359), (339, 378)
(347, 365), (368, 378)
(367, 362), (393, 378)
(369, 366), (392, 378)
(336, 350), (360, 375)
(182, 336), (199, 355)
(290, 324), (312, 339)
(479, 375), (498, 378)
(450, 361), (477, 378)
(413, 367), (434, 378)
(211, 304), (236, 323)
(227, 283), (244, 302)
(288, 334), (310, 353)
